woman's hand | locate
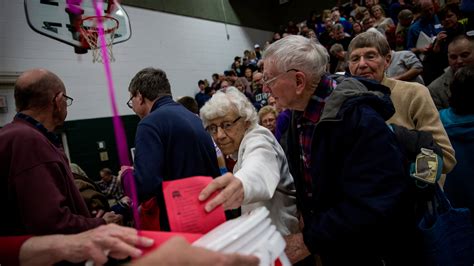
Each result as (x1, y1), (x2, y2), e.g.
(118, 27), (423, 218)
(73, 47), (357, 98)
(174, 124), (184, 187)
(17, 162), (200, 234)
(199, 173), (244, 212)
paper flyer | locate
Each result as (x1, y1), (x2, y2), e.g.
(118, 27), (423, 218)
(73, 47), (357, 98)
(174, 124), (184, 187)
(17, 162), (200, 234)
(163, 176), (226, 234)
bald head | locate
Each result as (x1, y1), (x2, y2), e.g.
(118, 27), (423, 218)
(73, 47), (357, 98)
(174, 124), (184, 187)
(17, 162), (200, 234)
(14, 69), (65, 112)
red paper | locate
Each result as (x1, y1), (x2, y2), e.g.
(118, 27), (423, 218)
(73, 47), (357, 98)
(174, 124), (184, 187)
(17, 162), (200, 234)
(138, 230), (202, 256)
(163, 176), (226, 234)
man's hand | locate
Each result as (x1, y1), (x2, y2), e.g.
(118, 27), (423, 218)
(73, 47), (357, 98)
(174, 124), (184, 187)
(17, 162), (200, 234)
(20, 224), (154, 266)
(284, 233), (311, 264)
(198, 173), (244, 212)
(101, 211), (123, 224)
(120, 196), (132, 207)
(133, 236), (259, 266)
(433, 31), (447, 53)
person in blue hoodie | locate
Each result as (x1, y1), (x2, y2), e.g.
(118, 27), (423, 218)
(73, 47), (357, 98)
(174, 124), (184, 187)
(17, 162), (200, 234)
(440, 64), (474, 221)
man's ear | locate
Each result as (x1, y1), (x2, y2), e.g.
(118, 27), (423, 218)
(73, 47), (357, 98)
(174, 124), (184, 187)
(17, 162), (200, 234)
(295, 72), (306, 95)
(137, 91), (145, 105)
(52, 91), (63, 110)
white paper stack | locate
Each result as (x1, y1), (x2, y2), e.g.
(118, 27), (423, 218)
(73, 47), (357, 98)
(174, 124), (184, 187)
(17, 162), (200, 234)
(192, 207), (291, 266)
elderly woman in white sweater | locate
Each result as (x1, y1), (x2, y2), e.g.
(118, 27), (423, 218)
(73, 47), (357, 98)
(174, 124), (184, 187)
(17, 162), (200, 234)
(198, 87), (299, 235)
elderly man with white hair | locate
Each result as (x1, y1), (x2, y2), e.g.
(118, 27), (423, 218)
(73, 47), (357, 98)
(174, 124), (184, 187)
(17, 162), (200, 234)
(260, 35), (420, 265)
(198, 87), (299, 236)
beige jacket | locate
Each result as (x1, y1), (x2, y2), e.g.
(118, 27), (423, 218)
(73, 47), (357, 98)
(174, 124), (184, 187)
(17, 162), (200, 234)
(382, 77), (456, 174)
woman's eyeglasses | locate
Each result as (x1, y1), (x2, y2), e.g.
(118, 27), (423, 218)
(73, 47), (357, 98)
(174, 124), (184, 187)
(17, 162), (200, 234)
(206, 117), (242, 135)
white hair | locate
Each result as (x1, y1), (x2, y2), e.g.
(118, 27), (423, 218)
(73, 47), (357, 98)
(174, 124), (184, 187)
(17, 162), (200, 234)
(263, 35), (329, 85)
(200, 87), (258, 128)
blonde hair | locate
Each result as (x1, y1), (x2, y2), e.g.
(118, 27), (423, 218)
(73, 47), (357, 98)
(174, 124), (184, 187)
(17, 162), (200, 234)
(258, 105), (278, 124)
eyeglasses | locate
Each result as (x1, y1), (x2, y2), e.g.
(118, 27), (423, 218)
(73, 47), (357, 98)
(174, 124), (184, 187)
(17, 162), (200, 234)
(63, 94), (73, 106)
(206, 116), (242, 135)
(126, 95), (134, 109)
(262, 69), (299, 88)
(349, 51), (381, 64)
(54, 93), (73, 106)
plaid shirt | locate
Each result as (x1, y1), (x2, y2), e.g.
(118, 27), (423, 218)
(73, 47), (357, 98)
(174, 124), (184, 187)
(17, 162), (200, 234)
(295, 75), (336, 199)
(96, 175), (124, 201)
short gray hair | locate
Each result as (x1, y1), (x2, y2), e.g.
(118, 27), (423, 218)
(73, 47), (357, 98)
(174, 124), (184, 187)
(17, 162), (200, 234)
(263, 35), (328, 85)
(200, 87), (258, 129)
(128, 67), (172, 100)
(348, 30), (391, 57)
(329, 43), (344, 56)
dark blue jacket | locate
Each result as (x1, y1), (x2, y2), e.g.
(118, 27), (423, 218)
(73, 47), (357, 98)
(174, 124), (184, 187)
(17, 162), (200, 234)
(134, 96), (220, 230)
(287, 78), (418, 265)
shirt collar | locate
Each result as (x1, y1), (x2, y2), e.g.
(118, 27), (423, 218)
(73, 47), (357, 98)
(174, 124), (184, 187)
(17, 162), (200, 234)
(302, 74), (336, 123)
(15, 112), (62, 147)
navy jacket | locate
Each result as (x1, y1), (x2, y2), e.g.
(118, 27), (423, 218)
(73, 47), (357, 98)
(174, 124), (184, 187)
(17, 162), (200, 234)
(134, 96), (220, 230)
(287, 78), (418, 265)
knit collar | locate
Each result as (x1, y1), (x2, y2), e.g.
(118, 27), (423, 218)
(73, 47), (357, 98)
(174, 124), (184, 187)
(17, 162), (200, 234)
(15, 112), (62, 147)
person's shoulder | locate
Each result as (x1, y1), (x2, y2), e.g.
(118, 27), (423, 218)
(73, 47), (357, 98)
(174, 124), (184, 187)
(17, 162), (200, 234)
(141, 101), (180, 120)
(248, 125), (274, 138)
(408, 20), (421, 31)
(1, 120), (47, 144)
(241, 125), (280, 150)
(242, 125), (274, 143)
(398, 50), (417, 58)
(427, 73), (448, 90)
(386, 78), (426, 91)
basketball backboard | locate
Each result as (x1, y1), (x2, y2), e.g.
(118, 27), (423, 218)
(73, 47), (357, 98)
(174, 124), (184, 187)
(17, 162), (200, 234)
(24, 0), (131, 53)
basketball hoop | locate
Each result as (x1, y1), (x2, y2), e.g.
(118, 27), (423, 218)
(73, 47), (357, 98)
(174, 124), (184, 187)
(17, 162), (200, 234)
(79, 16), (119, 63)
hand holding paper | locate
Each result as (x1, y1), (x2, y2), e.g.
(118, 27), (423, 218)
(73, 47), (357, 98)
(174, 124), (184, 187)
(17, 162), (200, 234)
(198, 173), (244, 212)
(163, 176), (226, 234)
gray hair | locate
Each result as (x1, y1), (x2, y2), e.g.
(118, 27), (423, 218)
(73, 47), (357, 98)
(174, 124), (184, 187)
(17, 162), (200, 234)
(263, 35), (328, 86)
(128, 67), (172, 100)
(398, 9), (413, 20)
(329, 43), (344, 56)
(200, 87), (258, 129)
(348, 30), (391, 57)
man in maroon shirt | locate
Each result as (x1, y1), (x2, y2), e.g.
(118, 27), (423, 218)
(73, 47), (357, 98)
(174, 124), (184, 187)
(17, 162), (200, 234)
(0, 69), (121, 236)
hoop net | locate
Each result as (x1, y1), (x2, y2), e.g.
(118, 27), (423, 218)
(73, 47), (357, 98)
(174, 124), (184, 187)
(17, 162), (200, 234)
(79, 16), (119, 63)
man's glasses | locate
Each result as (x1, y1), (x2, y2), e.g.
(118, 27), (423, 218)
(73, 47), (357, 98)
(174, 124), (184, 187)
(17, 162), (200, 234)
(206, 117), (241, 135)
(126, 95), (134, 109)
(63, 94), (73, 106)
(54, 93), (73, 106)
(262, 69), (299, 88)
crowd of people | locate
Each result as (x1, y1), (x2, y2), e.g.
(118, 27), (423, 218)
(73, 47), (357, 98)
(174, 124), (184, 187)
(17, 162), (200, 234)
(1, 0), (474, 265)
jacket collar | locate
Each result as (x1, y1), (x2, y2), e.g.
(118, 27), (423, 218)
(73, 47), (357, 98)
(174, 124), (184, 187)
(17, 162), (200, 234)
(322, 76), (394, 121)
(150, 95), (174, 112)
